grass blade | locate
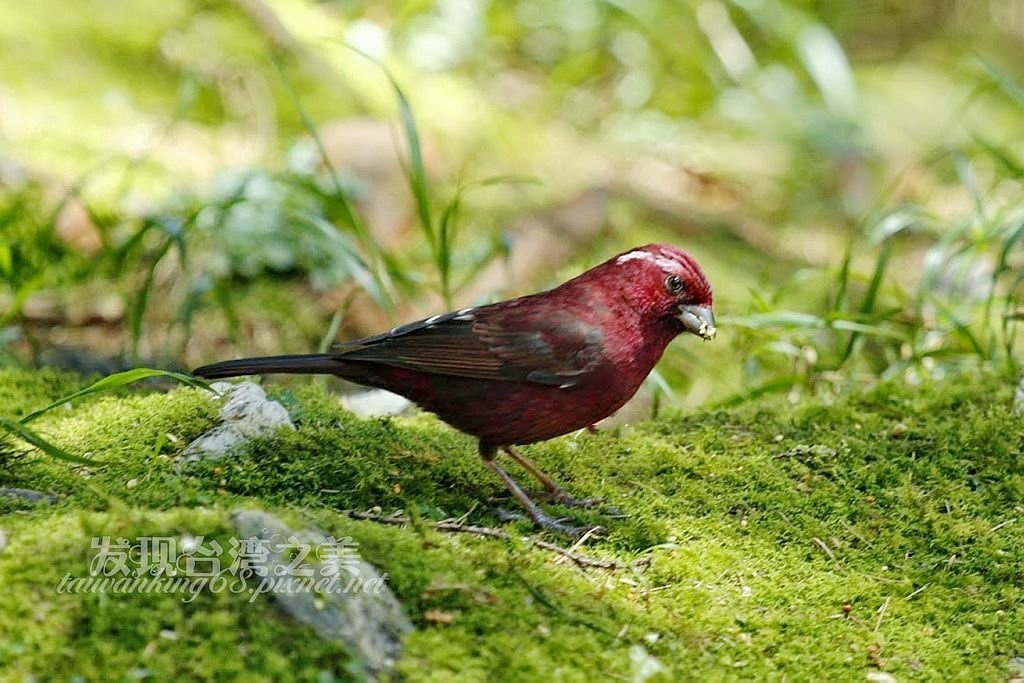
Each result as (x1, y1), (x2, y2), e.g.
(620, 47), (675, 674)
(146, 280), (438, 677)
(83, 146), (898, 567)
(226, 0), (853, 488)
(951, 151), (984, 219)
(344, 46), (438, 270)
(306, 216), (390, 308)
(392, 77), (435, 254)
(977, 53), (1024, 109)
(437, 192), (461, 308)
(0, 417), (99, 465)
(833, 244), (853, 314)
(932, 299), (986, 358)
(20, 368), (212, 425)
(271, 54), (394, 314)
(129, 237), (173, 361)
(435, 175), (539, 306)
(974, 135), (1024, 178)
(840, 239), (893, 364)
(996, 219), (1024, 275)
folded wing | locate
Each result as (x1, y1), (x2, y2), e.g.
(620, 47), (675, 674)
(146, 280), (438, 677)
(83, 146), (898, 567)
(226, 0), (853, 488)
(333, 304), (603, 387)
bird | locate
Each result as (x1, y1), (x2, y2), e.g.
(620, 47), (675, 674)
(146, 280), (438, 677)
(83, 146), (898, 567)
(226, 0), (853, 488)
(193, 243), (715, 535)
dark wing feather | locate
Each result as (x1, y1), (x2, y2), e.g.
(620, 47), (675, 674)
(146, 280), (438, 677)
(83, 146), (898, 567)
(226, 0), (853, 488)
(332, 305), (603, 387)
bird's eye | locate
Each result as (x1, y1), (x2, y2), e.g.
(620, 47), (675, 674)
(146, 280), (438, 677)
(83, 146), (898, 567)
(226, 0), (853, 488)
(665, 274), (684, 295)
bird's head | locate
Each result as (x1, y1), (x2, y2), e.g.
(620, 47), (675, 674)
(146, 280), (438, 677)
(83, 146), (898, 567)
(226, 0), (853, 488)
(609, 244), (716, 341)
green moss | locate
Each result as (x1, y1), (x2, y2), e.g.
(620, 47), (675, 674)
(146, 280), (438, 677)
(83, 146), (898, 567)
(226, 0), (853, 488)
(1, 368), (1022, 679)
(0, 367), (97, 420)
(0, 510), (358, 681)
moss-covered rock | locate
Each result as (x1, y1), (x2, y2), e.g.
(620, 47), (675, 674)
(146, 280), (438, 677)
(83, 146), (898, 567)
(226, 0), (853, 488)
(0, 367), (1022, 680)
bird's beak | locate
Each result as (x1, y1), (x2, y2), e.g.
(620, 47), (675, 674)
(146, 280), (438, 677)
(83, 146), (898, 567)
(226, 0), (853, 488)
(678, 304), (716, 340)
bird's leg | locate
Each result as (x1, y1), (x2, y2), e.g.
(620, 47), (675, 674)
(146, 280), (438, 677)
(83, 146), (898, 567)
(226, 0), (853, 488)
(502, 446), (603, 509)
(480, 446), (587, 536)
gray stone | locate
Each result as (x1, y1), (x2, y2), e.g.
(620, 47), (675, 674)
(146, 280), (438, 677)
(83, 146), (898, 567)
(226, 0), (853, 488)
(231, 510), (412, 677)
(1009, 656), (1024, 682)
(0, 488), (59, 505)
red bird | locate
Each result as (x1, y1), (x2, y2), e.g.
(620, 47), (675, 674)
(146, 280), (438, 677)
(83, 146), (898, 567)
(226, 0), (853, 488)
(194, 244), (715, 534)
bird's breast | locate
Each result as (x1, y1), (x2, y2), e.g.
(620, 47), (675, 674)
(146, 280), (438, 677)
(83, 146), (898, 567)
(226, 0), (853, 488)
(409, 361), (649, 446)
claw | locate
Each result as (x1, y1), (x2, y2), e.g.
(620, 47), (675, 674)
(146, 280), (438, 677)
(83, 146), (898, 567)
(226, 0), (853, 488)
(494, 508), (527, 523)
(533, 490), (604, 509)
(527, 490), (623, 517)
(533, 512), (599, 538)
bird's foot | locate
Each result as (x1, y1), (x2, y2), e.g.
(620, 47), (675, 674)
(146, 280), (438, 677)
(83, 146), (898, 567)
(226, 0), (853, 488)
(494, 508), (528, 523)
(494, 508), (601, 538)
(535, 490), (604, 509)
(533, 512), (601, 538)
(529, 490), (625, 517)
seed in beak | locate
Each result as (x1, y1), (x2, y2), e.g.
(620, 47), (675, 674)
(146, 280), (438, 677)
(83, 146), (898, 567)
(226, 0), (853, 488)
(679, 304), (716, 340)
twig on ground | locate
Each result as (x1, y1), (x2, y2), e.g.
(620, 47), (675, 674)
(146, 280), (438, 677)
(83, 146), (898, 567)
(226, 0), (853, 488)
(812, 536), (839, 565)
(874, 596), (891, 632)
(989, 518), (1016, 533)
(346, 509), (623, 569)
(451, 502), (479, 527)
(904, 584), (928, 600)
(554, 525), (602, 567)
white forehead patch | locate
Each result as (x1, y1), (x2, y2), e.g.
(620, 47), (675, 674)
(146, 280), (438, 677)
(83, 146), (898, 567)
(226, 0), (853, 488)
(616, 250), (677, 272)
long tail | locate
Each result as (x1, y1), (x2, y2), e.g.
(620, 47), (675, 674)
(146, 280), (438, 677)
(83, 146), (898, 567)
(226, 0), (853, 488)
(193, 354), (344, 380)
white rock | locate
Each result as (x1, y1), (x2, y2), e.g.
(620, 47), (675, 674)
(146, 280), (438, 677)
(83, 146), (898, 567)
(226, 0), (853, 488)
(630, 645), (666, 682)
(866, 672), (898, 683)
(341, 389), (414, 418)
(184, 381), (294, 460)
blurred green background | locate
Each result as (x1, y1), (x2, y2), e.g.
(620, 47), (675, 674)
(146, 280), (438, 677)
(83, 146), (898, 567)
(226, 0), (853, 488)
(2, 0), (1023, 409)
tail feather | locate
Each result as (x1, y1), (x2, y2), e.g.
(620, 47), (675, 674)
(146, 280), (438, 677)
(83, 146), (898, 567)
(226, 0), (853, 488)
(193, 354), (343, 379)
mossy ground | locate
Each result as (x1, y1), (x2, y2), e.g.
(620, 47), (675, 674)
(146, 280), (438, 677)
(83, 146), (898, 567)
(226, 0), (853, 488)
(0, 367), (1022, 681)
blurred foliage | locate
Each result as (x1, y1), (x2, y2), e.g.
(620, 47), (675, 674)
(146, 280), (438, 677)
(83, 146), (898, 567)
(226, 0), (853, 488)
(1, 0), (1023, 406)
(196, 167), (368, 289)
